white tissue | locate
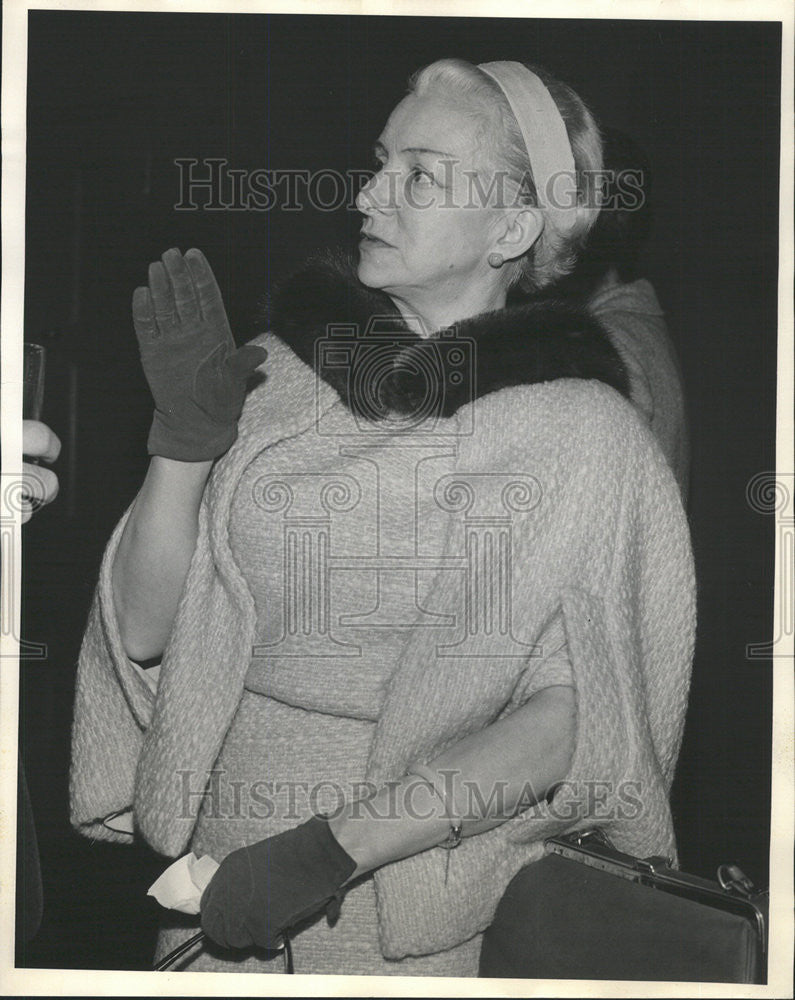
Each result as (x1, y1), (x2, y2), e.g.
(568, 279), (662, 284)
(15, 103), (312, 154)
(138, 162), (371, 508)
(147, 852), (219, 915)
(102, 808), (134, 834)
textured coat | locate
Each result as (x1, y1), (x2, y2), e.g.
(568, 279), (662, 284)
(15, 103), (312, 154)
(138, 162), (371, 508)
(70, 258), (695, 959)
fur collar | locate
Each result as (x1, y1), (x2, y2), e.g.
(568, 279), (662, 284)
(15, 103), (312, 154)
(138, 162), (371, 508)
(267, 250), (629, 421)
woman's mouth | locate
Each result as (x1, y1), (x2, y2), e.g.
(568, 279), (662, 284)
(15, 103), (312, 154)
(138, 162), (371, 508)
(360, 233), (394, 248)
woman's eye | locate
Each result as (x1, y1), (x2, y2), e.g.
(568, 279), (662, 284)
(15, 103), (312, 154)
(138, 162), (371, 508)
(409, 166), (435, 187)
(368, 156), (386, 180)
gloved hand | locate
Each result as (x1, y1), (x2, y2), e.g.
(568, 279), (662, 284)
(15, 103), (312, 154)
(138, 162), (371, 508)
(200, 814), (357, 950)
(132, 247), (267, 461)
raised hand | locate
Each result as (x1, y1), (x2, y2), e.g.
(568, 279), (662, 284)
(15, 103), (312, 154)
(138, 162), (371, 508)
(132, 248), (266, 462)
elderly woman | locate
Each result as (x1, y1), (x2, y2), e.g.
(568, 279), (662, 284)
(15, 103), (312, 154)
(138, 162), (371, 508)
(70, 59), (695, 977)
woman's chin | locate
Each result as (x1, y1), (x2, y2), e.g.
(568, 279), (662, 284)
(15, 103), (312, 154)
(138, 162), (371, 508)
(356, 255), (389, 290)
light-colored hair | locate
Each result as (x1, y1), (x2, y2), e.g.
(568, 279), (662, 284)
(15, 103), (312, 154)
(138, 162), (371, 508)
(408, 58), (603, 292)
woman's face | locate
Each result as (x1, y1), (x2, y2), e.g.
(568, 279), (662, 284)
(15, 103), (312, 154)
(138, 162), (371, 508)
(356, 92), (507, 312)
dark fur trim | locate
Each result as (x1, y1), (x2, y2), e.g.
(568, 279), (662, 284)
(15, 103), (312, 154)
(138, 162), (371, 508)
(267, 250), (629, 421)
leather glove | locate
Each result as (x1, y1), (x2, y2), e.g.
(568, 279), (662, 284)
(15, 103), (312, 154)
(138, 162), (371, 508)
(132, 247), (267, 461)
(200, 814), (357, 951)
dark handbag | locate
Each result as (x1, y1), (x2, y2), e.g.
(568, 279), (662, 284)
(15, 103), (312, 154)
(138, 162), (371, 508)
(479, 830), (768, 984)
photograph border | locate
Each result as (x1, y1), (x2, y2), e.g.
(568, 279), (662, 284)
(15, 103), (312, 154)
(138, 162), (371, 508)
(1, 1), (792, 996)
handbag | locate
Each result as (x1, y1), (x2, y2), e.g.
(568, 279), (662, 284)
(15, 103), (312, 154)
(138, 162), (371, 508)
(479, 829), (768, 984)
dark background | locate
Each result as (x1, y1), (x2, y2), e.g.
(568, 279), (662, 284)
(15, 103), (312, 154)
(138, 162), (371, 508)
(18, 11), (780, 971)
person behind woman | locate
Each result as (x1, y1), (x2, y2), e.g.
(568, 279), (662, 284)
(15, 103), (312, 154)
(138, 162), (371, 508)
(70, 59), (695, 977)
(548, 126), (690, 499)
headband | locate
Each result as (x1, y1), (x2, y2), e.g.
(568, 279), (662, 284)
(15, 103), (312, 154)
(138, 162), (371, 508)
(478, 61), (578, 234)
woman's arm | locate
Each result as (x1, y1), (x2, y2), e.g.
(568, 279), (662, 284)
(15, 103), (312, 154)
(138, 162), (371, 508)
(113, 248), (266, 663)
(328, 683), (576, 880)
(200, 683), (576, 950)
(111, 457), (212, 663)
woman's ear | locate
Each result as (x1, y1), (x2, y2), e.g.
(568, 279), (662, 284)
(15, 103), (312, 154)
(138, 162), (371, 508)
(493, 207), (544, 262)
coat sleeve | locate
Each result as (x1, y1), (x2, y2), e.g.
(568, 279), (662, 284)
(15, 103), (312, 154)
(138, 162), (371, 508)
(69, 502), (160, 843)
(507, 398), (695, 863)
(69, 333), (272, 848)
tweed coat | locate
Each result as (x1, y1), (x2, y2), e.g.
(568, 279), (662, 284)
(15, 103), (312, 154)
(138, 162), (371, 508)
(70, 262), (695, 958)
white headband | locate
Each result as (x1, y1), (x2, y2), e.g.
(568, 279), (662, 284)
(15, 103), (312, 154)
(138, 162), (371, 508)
(478, 61), (578, 235)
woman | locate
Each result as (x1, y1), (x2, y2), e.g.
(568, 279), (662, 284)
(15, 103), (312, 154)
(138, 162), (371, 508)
(70, 59), (695, 977)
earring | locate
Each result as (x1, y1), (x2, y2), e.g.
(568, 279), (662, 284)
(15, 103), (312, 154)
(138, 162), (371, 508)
(488, 252), (504, 268)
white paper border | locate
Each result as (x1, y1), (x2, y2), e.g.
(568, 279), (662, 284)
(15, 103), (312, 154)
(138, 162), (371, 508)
(1, 1), (792, 996)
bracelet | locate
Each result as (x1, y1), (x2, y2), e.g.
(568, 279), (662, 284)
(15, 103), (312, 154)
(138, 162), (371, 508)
(406, 763), (463, 850)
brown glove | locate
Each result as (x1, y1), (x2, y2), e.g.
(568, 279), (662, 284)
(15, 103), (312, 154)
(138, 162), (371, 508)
(132, 247), (266, 461)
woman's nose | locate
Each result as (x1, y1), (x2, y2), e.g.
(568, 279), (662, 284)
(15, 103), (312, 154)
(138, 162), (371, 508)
(356, 169), (396, 215)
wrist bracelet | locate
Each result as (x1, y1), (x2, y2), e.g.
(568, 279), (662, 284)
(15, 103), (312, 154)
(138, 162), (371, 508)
(406, 763), (463, 850)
